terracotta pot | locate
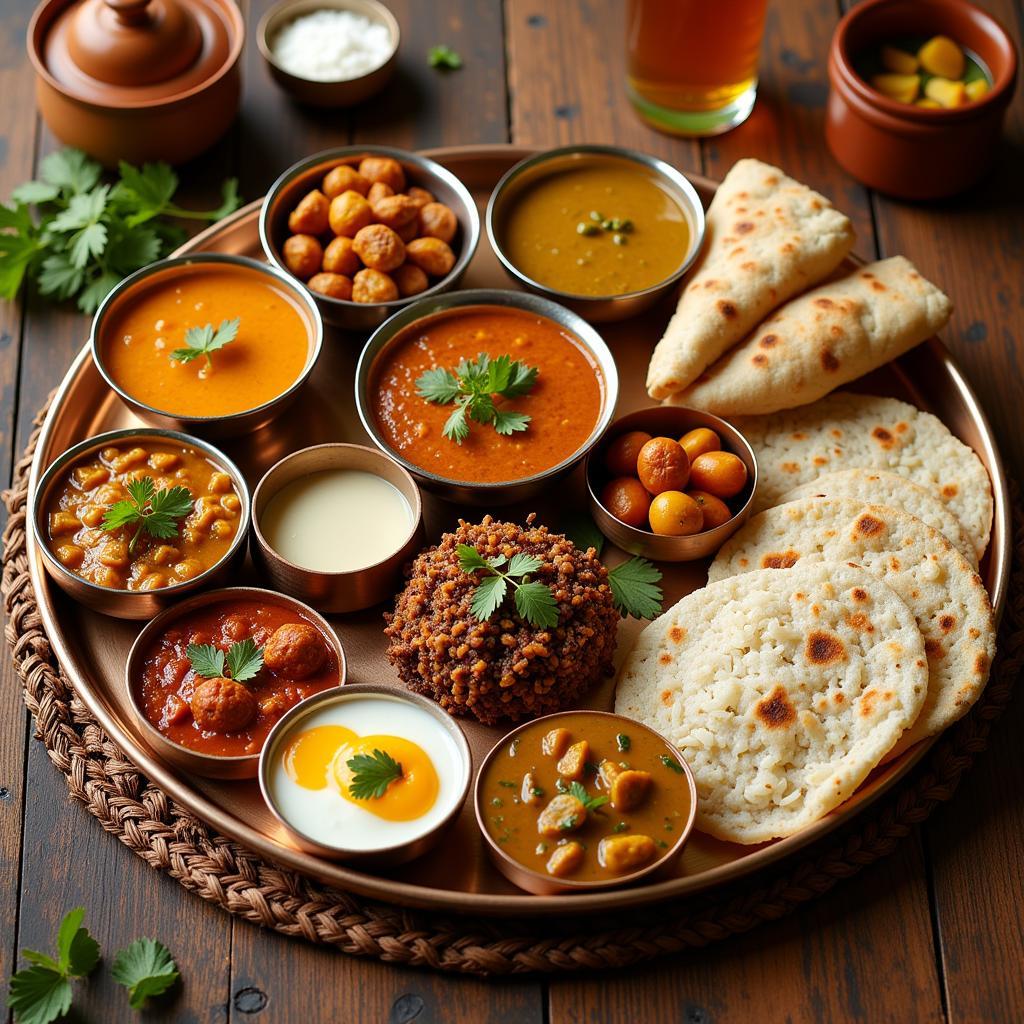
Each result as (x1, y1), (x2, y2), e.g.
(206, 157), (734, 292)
(28, 0), (244, 167)
(826, 0), (1018, 200)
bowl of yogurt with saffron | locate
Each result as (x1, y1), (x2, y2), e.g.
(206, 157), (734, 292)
(257, 0), (400, 107)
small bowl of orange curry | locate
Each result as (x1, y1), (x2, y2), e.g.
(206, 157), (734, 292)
(32, 428), (251, 619)
(354, 289), (619, 505)
(91, 254), (324, 440)
(475, 710), (697, 895)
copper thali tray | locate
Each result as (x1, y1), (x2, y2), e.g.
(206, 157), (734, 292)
(26, 145), (1011, 917)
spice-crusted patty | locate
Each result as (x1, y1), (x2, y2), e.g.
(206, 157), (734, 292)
(384, 516), (619, 724)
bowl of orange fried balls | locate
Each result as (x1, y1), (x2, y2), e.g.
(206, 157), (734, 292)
(586, 407), (758, 561)
(260, 146), (480, 329)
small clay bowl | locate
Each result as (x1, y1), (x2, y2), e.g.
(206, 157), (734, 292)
(486, 144), (706, 323)
(257, 0), (399, 107)
(585, 407), (758, 562)
(260, 146), (480, 330)
(259, 683), (472, 865)
(32, 428), (250, 620)
(250, 443), (425, 614)
(125, 587), (346, 779)
(827, 0), (1019, 199)
(474, 710), (698, 895)
(91, 254), (324, 440)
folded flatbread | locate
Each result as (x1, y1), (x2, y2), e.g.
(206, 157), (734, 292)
(668, 256), (952, 416)
(646, 158), (855, 400)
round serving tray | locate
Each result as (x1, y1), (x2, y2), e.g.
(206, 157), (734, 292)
(24, 145), (1011, 918)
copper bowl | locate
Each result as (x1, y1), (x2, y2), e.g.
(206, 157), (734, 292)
(257, 0), (399, 108)
(474, 710), (698, 895)
(91, 254), (324, 440)
(585, 407), (758, 562)
(28, 0), (244, 167)
(258, 683), (472, 865)
(486, 145), (706, 323)
(354, 289), (620, 506)
(31, 428), (250, 620)
(250, 443), (425, 614)
(826, 0), (1019, 199)
(124, 586), (346, 779)
(259, 146), (480, 330)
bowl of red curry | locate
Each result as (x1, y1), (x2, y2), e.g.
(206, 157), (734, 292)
(125, 586), (346, 779)
(354, 289), (619, 505)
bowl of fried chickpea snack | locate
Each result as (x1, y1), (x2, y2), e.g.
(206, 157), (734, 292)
(260, 146), (480, 329)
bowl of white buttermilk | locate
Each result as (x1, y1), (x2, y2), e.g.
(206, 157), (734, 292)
(257, 0), (400, 107)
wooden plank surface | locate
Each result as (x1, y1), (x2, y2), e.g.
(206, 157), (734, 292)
(2, 1), (1023, 1022)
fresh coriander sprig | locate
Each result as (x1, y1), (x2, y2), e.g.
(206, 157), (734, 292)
(568, 781), (609, 813)
(186, 638), (264, 683)
(0, 148), (240, 313)
(428, 44), (463, 70)
(101, 477), (193, 555)
(111, 938), (179, 1010)
(6, 907), (99, 1024)
(347, 749), (404, 800)
(458, 544), (559, 629)
(416, 352), (539, 444)
(170, 317), (240, 371)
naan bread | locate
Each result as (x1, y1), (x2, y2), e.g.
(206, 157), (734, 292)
(708, 498), (995, 757)
(777, 469), (977, 569)
(735, 392), (993, 559)
(647, 158), (855, 400)
(615, 563), (927, 844)
(670, 257), (952, 416)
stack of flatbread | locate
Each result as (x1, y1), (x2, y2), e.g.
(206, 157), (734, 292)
(646, 159), (953, 415)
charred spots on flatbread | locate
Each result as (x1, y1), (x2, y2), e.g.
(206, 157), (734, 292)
(974, 651), (990, 676)
(669, 626), (686, 644)
(854, 513), (886, 538)
(761, 550), (800, 569)
(759, 333), (780, 349)
(754, 685), (796, 729)
(805, 631), (847, 665)
(938, 614), (957, 634)
(845, 612), (874, 633)
(752, 353), (768, 367)
(821, 348), (840, 372)
(924, 638), (945, 660)
(871, 425), (897, 448)
(717, 299), (738, 319)
(850, 587), (870, 603)
(735, 220), (755, 234)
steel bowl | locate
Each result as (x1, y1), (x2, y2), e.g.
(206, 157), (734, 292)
(474, 710), (698, 895)
(585, 406), (758, 562)
(486, 144), (706, 323)
(257, 0), (399, 108)
(258, 683), (472, 865)
(250, 442), (425, 614)
(259, 146), (480, 330)
(125, 586), (346, 779)
(32, 428), (251, 620)
(91, 254), (324, 440)
(354, 288), (620, 505)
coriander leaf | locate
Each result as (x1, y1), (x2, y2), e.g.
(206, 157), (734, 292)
(514, 581), (559, 629)
(40, 149), (101, 195)
(211, 177), (241, 220)
(491, 409), (530, 436)
(102, 477), (192, 553)
(416, 365), (462, 405)
(57, 908), (99, 978)
(111, 938), (179, 1010)
(0, 202), (35, 233)
(608, 557), (663, 620)
(225, 638), (264, 683)
(465, 391), (495, 425)
(506, 552), (542, 577)
(50, 186), (108, 232)
(187, 643), (226, 679)
(68, 221), (108, 269)
(470, 572), (507, 622)
(116, 160), (178, 224)
(568, 781), (609, 812)
(6, 965), (72, 1024)
(170, 318), (240, 369)
(428, 44), (463, 69)
(442, 402), (469, 443)
(659, 754), (685, 774)
(20, 951), (59, 973)
(101, 498), (142, 532)
(11, 181), (59, 205)
(503, 360), (540, 398)
(144, 485), (194, 537)
(77, 271), (121, 314)
(457, 543), (491, 573)
(561, 513), (605, 556)
(105, 225), (161, 272)
(347, 749), (403, 800)
(37, 253), (83, 300)
(126, 476), (156, 508)
(485, 353), (514, 394)
(486, 553), (508, 570)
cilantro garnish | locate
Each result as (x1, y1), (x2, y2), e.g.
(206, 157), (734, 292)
(186, 638), (264, 683)
(428, 44), (463, 70)
(347, 749), (404, 800)
(111, 938), (179, 1010)
(458, 544), (559, 629)
(416, 352), (538, 444)
(101, 476), (193, 555)
(659, 754), (685, 774)
(616, 733), (631, 752)
(568, 781), (609, 813)
(170, 317), (240, 371)
(0, 148), (239, 313)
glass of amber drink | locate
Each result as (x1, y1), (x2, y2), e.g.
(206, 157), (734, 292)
(626, 0), (769, 136)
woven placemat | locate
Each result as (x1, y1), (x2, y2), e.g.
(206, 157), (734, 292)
(4, 398), (1023, 976)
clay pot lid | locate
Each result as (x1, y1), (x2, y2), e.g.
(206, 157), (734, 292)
(38, 0), (235, 104)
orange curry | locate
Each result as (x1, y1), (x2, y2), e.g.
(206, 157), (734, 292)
(101, 264), (312, 418)
(371, 307), (605, 483)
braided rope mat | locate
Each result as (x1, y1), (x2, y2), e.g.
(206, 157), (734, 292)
(4, 399), (1023, 976)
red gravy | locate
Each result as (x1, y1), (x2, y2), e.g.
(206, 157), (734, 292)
(135, 600), (339, 757)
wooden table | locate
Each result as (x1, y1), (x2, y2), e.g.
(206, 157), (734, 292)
(2, 1), (1022, 1020)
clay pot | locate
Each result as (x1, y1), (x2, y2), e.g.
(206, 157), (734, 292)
(28, 0), (244, 167)
(826, 0), (1018, 200)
